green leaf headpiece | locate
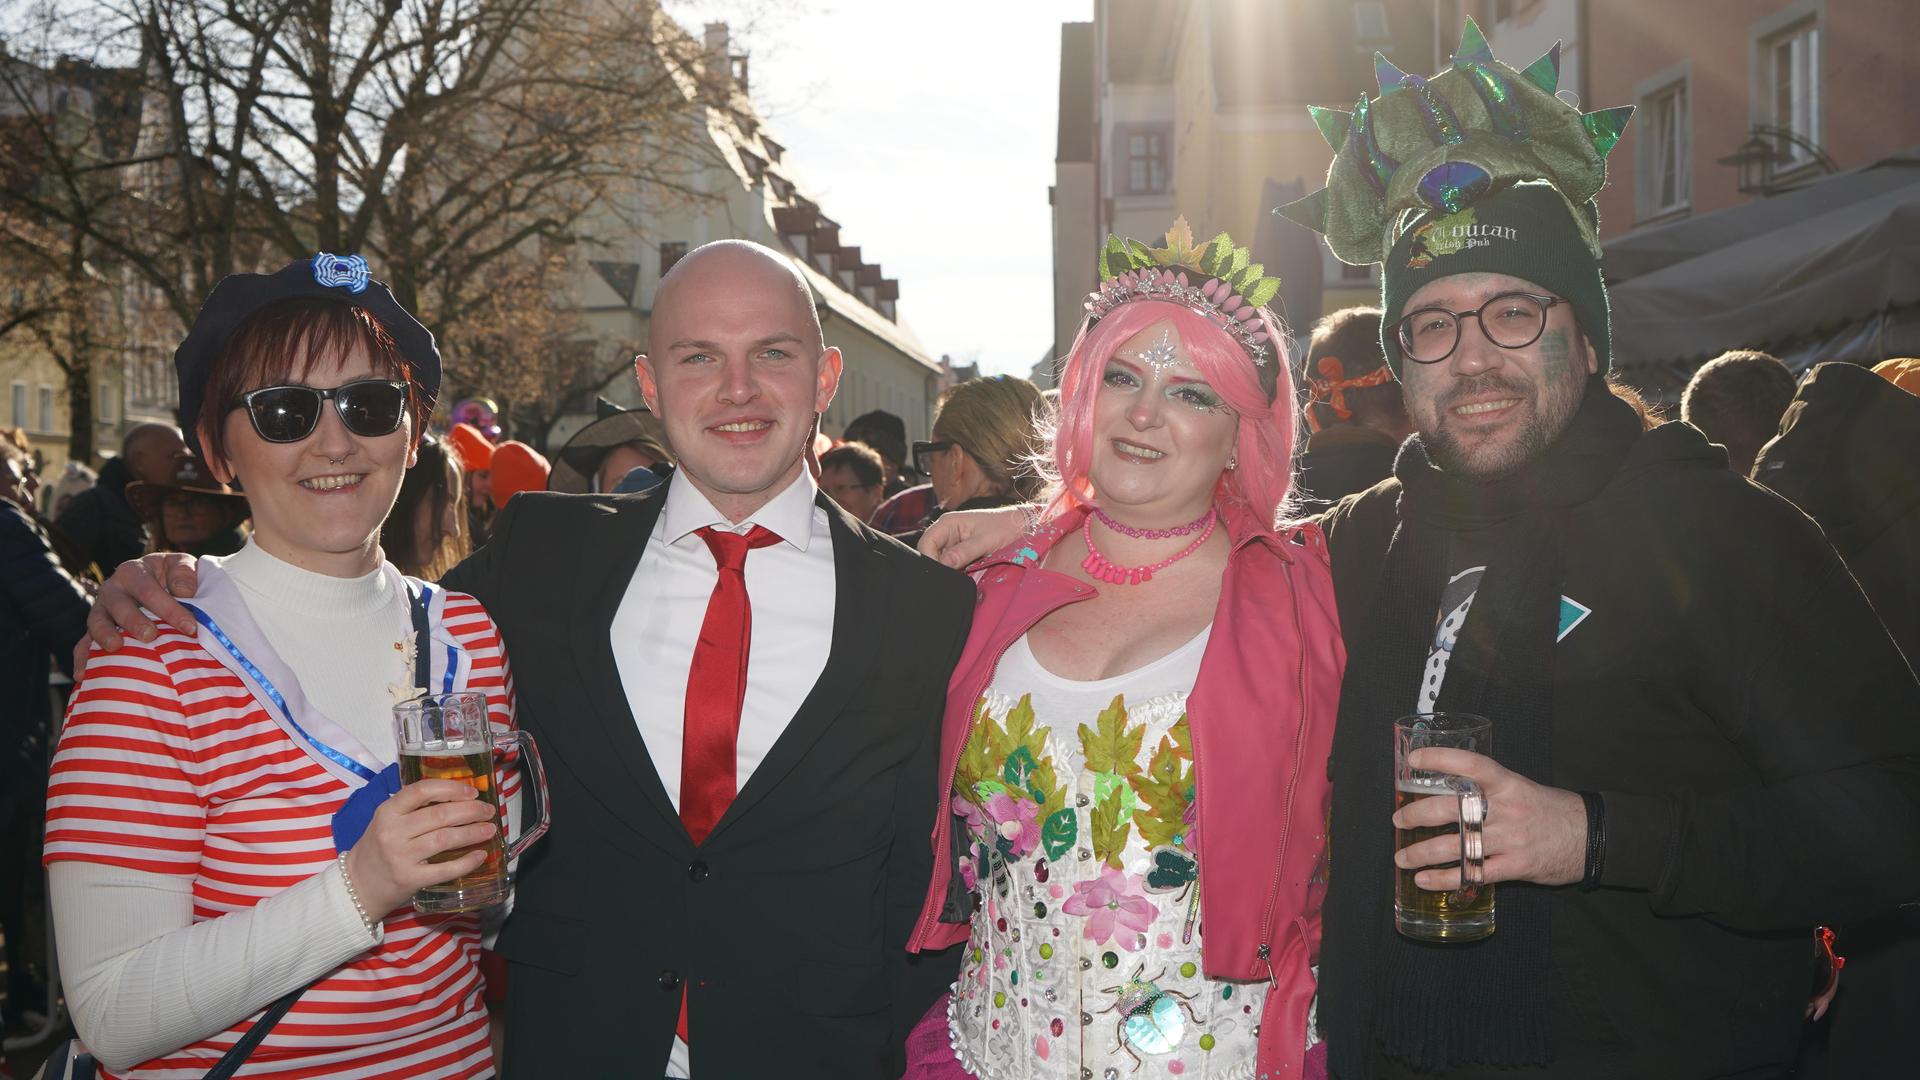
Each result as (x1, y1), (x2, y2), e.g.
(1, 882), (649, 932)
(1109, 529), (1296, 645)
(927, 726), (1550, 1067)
(1276, 17), (1633, 264)
(1088, 216), (1282, 367)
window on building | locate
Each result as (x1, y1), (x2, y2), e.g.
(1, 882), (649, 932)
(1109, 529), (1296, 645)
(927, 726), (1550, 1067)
(98, 378), (116, 423)
(9, 382), (25, 427)
(1117, 125), (1170, 196)
(1352, 2), (1389, 43)
(38, 384), (55, 433)
(660, 241), (689, 276)
(1640, 79), (1690, 217)
(1764, 19), (1820, 168)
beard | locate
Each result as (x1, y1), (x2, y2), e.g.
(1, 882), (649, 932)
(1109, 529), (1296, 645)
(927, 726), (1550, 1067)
(1419, 372), (1585, 481)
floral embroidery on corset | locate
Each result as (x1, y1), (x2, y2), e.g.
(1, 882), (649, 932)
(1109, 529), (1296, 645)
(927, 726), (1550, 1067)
(948, 689), (1264, 1080)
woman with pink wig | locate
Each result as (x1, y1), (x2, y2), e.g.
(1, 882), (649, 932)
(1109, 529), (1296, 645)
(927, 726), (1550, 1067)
(903, 222), (1345, 1080)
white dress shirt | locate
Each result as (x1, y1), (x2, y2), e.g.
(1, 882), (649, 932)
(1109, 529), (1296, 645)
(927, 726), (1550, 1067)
(609, 469), (836, 1078)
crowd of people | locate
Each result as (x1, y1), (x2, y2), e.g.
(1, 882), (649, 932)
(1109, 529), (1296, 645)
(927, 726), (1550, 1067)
(2, 22), (1917, 1080)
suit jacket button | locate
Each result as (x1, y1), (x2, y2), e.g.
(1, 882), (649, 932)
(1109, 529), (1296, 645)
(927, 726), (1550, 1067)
(659, 969), (681, 991)
(688, 860), (710, 882)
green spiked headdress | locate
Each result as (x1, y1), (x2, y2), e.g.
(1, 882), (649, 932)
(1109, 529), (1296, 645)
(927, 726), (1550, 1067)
(1276, 17), (1631, 265)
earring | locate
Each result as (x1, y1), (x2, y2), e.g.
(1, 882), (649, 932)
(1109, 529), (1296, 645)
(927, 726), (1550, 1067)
(1225, 454), (1238, 471)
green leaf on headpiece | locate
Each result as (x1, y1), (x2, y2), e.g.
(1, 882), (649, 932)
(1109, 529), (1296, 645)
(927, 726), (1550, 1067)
(1452, 16), (1494, 67)
(1234, 263), (1265, 293)
(1225, 245), (1249, 278)
(1098, 235), (1131, 279)
(1201, 233), (1234, 277)
(1519, 43), (1561, 94)
(1581, 105), (1634, 157)
(1245, 277), (1281, 310)
(1126, 239), (1156, 267)
(1309, 106), (1352, 151)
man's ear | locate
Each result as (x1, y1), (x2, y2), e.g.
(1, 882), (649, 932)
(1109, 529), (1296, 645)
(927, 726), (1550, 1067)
(815, 346), (844, 413)
(634, 353), (660, 414)
(1581, 334), (1600, 376)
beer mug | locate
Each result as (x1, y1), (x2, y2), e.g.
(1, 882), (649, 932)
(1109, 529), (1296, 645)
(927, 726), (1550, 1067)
(1393, 712), (1493, 942)
(392, 691), (551, 914)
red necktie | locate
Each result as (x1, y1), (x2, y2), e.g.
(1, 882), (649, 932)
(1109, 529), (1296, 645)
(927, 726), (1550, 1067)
(677, 523), (779, 1045)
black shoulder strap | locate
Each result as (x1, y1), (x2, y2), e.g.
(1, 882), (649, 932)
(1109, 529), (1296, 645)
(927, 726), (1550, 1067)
(409, 581), (432, 694)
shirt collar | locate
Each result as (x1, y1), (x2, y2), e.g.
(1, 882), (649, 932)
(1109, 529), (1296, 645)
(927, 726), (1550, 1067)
(659, 467), (821, 552)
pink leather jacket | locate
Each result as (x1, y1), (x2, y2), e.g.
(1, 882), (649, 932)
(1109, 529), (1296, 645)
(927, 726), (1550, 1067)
(906, 502), (1345, 1078)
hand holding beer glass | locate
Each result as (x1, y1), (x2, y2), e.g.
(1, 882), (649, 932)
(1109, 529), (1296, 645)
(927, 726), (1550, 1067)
(391, 691), (551, 914)
(1392, 712), (1493, 942)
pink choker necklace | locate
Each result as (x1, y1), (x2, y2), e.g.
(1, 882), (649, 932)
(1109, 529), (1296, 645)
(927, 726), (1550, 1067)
(1081, 508), (1217, 585)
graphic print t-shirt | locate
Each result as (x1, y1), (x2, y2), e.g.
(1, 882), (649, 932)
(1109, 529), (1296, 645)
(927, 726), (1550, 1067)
(1415, 536), (1591, 712)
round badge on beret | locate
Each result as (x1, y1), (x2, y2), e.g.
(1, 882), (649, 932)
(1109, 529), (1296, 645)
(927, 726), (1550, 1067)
(311, 252), (371, 294)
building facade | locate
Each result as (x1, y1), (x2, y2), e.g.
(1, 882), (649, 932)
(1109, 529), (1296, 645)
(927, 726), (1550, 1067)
(1048, 1), (1437, 378)
(549, 20), (942, 452)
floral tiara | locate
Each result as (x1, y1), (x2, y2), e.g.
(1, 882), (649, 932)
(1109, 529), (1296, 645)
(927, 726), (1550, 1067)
(1085, 217), (1283, 367)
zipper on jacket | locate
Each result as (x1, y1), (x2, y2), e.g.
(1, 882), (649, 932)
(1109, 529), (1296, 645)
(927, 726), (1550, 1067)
(1255, 556), (1310, 987)
(912, 587), (1092, 947)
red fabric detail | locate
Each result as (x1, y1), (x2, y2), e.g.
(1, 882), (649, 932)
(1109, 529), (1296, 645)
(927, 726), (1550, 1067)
(676, 524), (778, 1050)
(479, 948), (507, 1006)
(1305, 356), (1394, 431)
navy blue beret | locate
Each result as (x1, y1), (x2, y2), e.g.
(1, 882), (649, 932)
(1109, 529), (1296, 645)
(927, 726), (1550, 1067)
(174, 253), (440, 454)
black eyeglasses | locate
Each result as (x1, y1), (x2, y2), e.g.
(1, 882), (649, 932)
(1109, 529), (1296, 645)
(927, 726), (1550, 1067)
(229, 380), (410, 443)
(911, 439), (955, 476)
(1396, 292), (1567, 364)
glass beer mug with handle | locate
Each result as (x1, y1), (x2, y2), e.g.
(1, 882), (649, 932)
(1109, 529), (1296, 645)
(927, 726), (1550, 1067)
(1393, 712), (1493, 942)
(392, 690), (551, 914)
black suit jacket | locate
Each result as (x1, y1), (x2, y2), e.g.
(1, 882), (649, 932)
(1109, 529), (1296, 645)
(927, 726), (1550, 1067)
(441, 481), (973, 1077)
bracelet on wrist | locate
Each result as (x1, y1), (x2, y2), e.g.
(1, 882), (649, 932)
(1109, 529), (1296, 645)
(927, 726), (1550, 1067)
(336, 851), (377, 935)
(1578, 791), (1607, 891)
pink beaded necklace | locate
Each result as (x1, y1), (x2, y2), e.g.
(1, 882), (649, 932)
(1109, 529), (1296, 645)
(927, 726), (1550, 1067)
(1080, 508), (1218, 585)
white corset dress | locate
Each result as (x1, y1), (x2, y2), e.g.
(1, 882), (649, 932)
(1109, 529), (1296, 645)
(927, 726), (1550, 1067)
(946, 627), (1274, 1080)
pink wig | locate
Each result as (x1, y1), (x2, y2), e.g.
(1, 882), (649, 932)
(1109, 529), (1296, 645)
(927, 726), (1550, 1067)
(1040, 300), (1297, 529)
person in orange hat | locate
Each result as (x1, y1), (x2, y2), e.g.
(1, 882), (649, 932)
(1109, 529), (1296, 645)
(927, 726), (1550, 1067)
(486, 441), (549, 513)
(446, 421), (497, 543)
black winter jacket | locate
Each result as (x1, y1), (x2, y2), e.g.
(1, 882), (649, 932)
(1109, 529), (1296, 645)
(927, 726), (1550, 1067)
(1, 497), (90, 786)
(1754, 361), (1920, 671)
(1320, 419), (1920, 1079)
(55, 456), (148, 574)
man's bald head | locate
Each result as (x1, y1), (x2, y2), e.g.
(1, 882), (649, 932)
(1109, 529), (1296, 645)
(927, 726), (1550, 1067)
(648, 240), (823, 357)
(122, 422), (185, 485)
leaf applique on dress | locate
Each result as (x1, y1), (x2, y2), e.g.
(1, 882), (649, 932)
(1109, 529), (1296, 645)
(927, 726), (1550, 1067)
(1079, 695), (1144, 777)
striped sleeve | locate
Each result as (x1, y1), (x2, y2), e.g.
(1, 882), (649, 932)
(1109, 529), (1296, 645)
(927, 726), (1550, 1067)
(46, 635), (208, 876)
(441, 591), (522, 806)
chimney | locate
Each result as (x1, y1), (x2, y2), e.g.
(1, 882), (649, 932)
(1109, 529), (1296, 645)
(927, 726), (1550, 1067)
(703, 22), (729, 60)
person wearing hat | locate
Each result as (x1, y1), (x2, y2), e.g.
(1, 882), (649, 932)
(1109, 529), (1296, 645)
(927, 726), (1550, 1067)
(47, 254), (527, 1078)
(549, 398), (677, 495)
(485, 440), (549, 512)
(446, 421), (497, 546)
(125, 450), (251, 557)
(921, 20), (1920, 1080)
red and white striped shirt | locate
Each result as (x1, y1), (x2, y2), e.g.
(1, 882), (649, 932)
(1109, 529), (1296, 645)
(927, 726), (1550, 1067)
(46, 589), (515, 1079)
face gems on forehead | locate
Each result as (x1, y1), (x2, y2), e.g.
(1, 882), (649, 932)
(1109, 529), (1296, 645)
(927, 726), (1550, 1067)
(1130, 329), (1182, 374)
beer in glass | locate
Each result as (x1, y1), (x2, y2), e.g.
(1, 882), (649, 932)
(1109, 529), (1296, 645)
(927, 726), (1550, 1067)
(1393, 712), (1493, 942)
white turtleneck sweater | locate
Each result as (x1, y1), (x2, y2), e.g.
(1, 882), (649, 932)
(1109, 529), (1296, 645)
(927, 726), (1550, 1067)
(48, 543), (451, 1071)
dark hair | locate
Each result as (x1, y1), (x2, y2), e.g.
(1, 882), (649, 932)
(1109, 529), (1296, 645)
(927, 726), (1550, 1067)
(841, 410), (907, 470)
(200, 298), (429, 465)
(380, 434), (467, 578)
(821, 442), (885, 489)
(1305, 306), (1406, 432)
(1681, 350), (1796, 470)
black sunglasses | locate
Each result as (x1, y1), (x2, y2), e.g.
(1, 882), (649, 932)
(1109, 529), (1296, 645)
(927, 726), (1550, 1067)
(911, 439), (955, 476)
(229, 379), (410, 443)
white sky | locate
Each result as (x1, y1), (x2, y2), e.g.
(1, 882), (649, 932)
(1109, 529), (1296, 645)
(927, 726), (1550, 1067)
(669, 1), (1096, 377)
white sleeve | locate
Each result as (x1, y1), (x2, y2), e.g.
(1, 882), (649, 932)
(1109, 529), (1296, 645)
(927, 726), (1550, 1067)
(50, 859), (381, 1072)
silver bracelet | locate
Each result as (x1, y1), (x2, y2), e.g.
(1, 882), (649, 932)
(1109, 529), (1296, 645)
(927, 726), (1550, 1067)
(335, 851), (377, 935)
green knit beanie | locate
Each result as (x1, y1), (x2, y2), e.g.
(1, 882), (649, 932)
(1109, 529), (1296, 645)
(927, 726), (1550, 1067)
(1379, 181), (1611, 375)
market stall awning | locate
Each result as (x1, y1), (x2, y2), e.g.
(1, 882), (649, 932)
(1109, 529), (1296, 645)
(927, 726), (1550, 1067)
(1605, 148), (1920, 375)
